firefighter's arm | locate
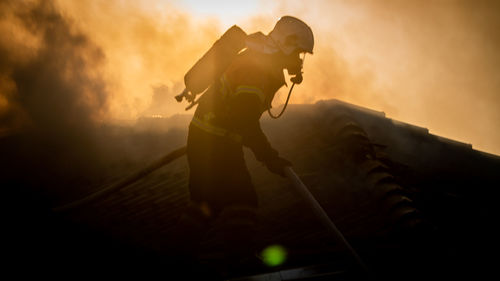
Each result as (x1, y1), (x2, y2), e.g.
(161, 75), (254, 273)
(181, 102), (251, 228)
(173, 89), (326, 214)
(230, 93), (292, 176)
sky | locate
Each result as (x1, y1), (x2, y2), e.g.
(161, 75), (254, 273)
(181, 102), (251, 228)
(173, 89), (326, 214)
(1, 0), (499, 155)
(175, 0), (262, 26)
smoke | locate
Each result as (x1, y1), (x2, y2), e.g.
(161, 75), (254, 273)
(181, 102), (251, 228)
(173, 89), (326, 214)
(342, 0), (500, 154)
(0, 0), (224, 201)
(0, 0), (116, 202)
(53, 0), (223, 120)
(261, 0), (500, 155)
(44, 0), (399, 122)
(6, 0), (497, 154)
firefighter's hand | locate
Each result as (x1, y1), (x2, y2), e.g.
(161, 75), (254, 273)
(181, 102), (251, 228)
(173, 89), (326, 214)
(265, 157), (292, 177)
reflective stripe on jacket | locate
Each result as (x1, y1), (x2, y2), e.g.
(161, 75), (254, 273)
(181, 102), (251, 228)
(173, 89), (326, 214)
(191, 114), (242, 143)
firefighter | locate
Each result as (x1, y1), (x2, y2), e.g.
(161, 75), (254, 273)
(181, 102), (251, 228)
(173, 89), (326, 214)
(176, 16), (314, 273)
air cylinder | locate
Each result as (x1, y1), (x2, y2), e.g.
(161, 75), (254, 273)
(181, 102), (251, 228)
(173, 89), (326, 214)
(184, 25), (247, 95)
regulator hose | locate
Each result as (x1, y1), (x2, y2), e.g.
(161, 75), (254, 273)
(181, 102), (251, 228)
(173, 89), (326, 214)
(267, 82), (295, 119)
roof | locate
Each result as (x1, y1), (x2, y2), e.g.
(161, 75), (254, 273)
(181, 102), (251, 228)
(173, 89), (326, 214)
(4, 99), (498, 279)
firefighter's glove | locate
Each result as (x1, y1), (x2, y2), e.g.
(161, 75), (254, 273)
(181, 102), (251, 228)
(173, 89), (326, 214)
(265, 157), (292, 177)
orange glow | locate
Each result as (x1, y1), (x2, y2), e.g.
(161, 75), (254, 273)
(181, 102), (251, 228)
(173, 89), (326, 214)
(3, 0), (499, 155)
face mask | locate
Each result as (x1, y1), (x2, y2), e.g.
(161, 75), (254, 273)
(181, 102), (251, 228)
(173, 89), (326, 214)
(285, 52), (306, 84)
(286, 55), (303, 76)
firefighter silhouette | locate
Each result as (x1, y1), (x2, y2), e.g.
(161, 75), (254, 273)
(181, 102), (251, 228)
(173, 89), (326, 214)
(175, 16), (314, 272)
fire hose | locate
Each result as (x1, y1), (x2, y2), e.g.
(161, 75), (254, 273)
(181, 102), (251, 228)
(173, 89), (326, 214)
(284, 167), (371, 274)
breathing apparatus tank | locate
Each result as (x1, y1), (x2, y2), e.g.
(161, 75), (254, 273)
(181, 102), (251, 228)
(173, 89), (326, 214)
(175, 25), (247, 107)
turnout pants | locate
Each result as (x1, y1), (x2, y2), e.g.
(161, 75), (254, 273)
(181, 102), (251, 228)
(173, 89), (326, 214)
(175, 124), (258, 264)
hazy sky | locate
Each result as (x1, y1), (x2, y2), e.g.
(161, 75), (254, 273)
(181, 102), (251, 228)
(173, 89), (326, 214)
(1, 0), (499, 155)
(175, 0), (262, 25)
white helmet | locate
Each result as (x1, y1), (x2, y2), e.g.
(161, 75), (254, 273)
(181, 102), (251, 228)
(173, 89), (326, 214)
(268, 16), (314, 55)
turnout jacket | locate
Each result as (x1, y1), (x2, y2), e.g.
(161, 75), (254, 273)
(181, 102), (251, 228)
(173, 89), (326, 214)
(190, 49), (286, 164)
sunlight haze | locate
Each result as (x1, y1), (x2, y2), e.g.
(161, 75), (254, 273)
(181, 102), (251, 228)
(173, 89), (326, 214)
(3, 0), (500, 155)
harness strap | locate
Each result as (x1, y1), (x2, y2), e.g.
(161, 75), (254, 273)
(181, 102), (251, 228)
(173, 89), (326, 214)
(191, 115), (242, 143)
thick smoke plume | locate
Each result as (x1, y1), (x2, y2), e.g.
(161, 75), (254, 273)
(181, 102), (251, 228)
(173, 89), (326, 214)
(52, 0), (221, 120)
(0, 0), (114, 203)
(0, 0), (220, 206)
(1, 1), (105, 135)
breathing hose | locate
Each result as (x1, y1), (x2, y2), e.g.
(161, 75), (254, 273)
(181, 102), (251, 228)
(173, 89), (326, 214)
(267, 82), (295, 119)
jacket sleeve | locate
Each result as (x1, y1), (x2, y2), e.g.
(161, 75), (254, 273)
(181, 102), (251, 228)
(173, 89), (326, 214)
(228, 92), (279, 163)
